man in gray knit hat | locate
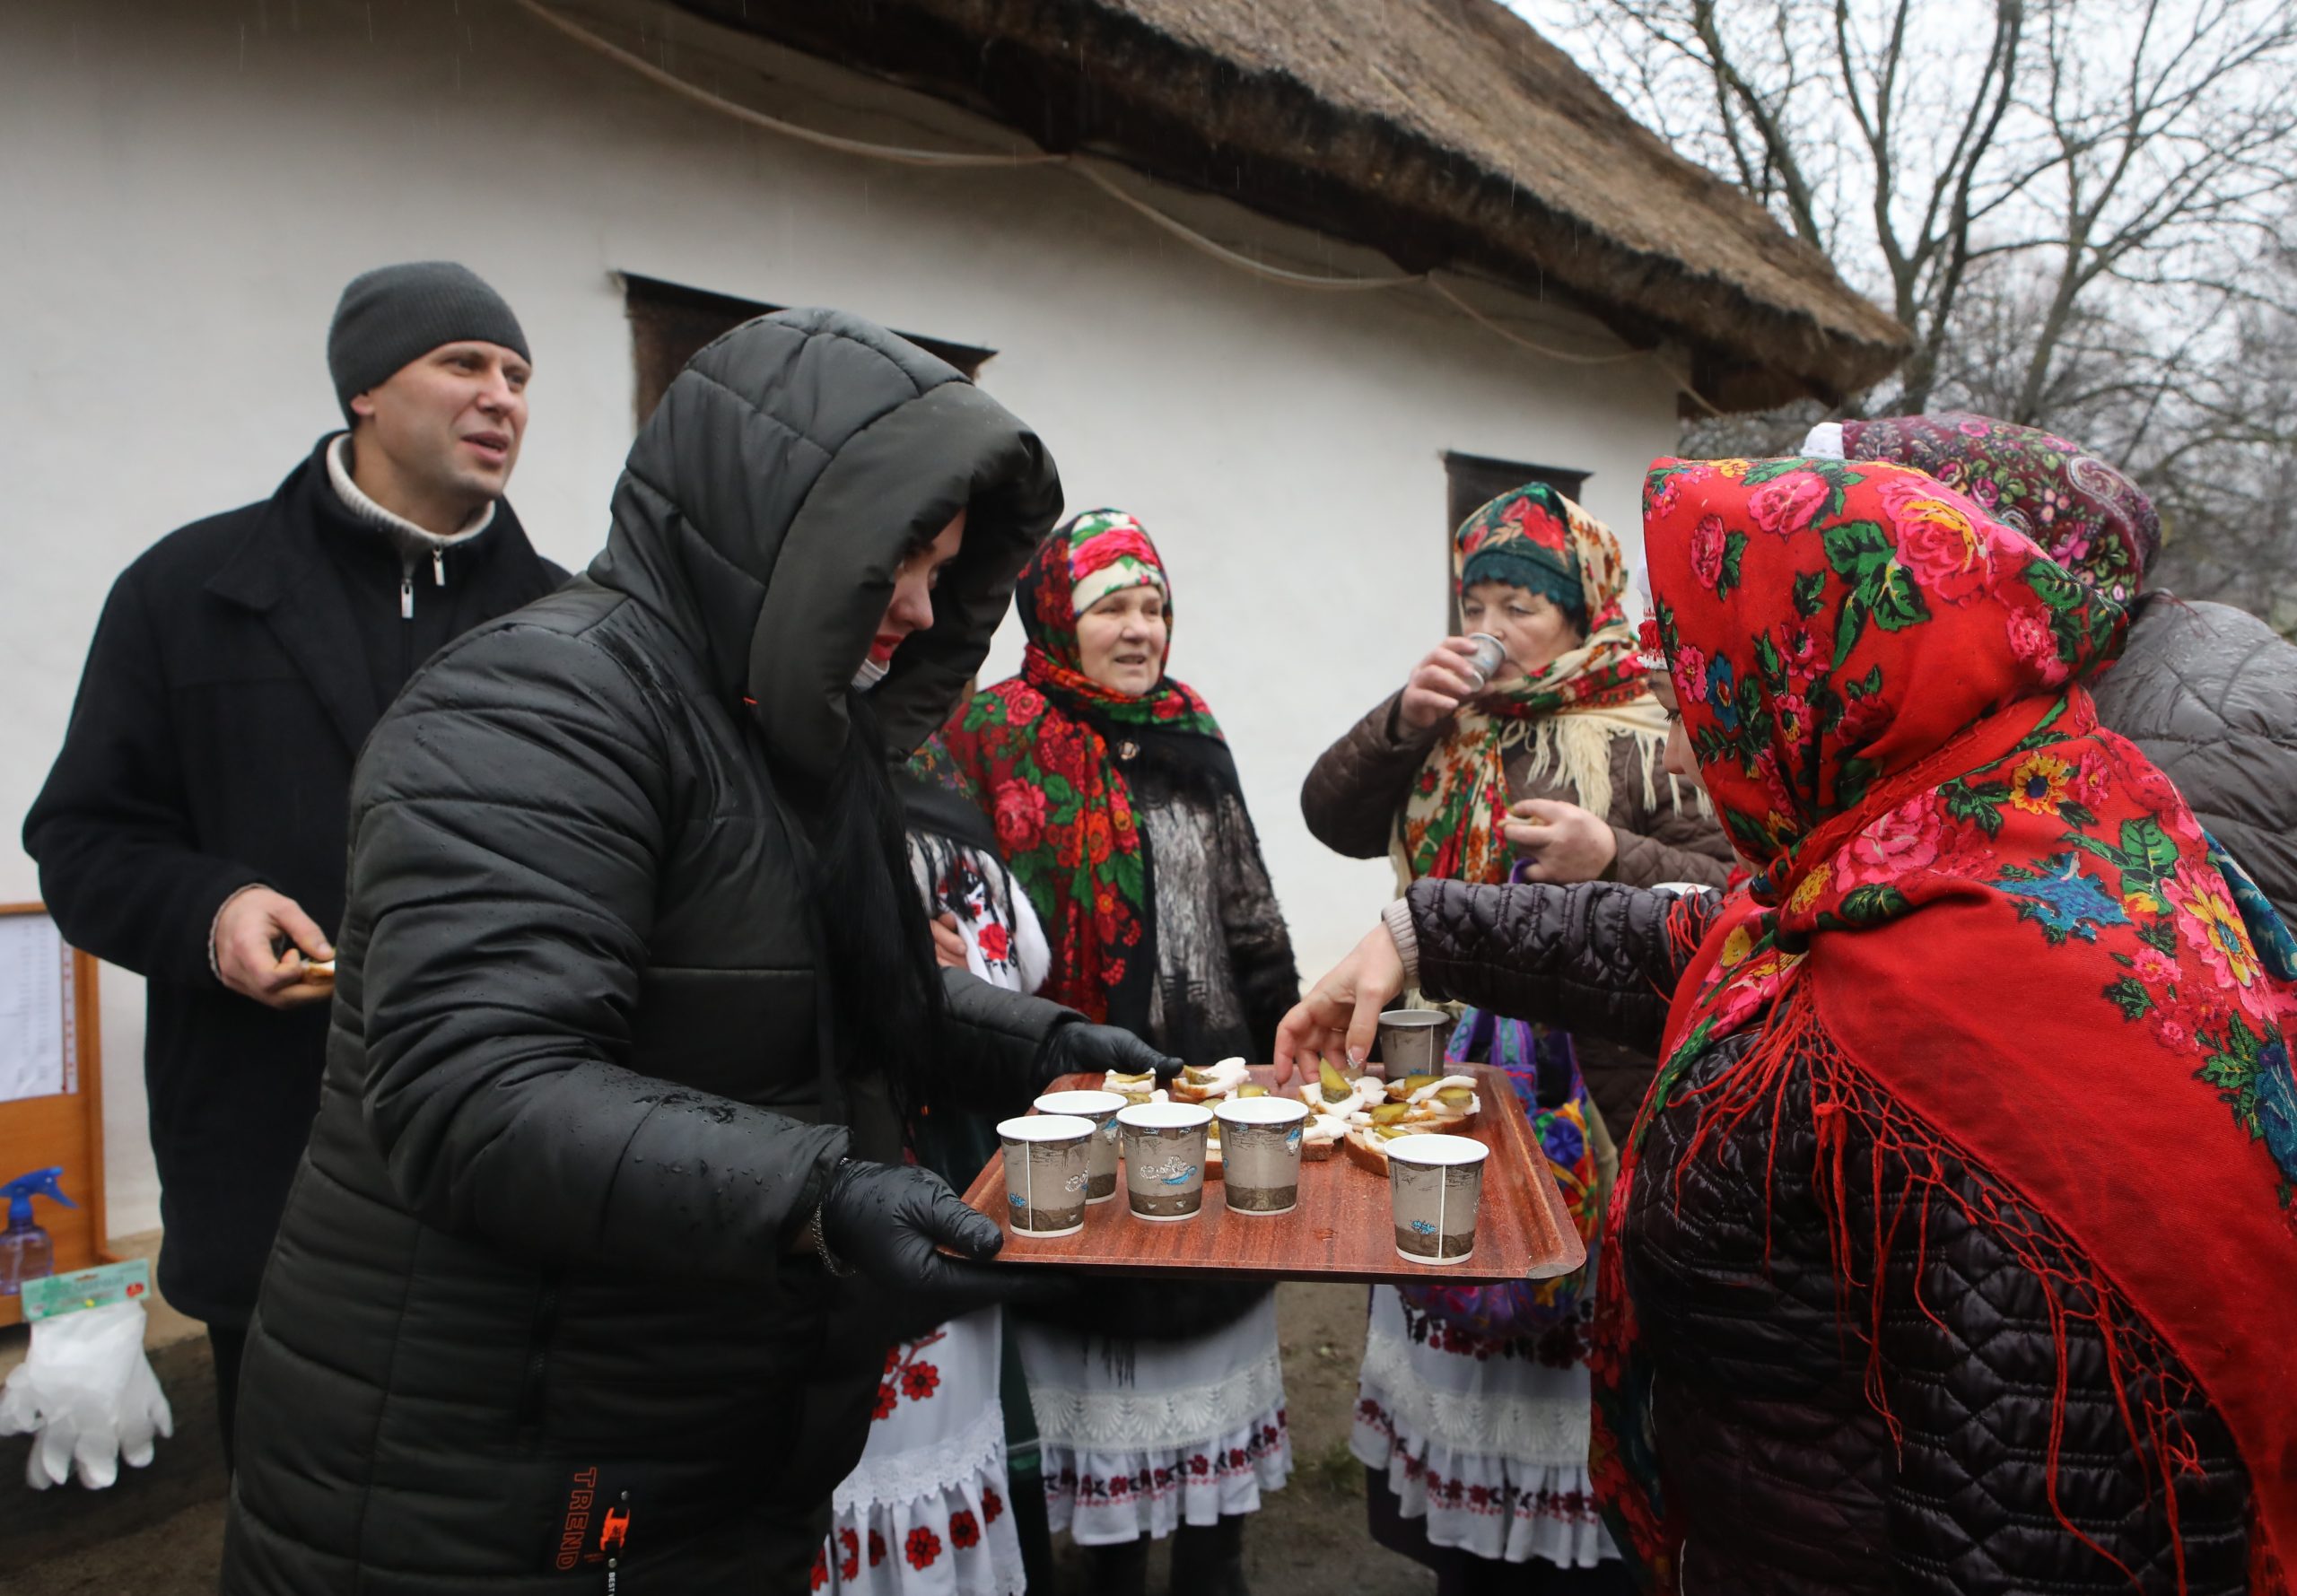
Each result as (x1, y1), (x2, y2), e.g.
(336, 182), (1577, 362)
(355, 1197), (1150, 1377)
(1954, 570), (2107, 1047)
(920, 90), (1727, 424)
(24, 261), (565, 1468)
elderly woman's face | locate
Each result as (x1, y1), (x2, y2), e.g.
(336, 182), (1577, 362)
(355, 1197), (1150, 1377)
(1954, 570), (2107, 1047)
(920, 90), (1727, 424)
(1077, 585), (1168, 696)
(1460, 580), (1581, 684)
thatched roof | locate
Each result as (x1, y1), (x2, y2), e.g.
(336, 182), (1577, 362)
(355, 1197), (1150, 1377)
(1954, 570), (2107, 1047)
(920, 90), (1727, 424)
(670, 0), (1908, 411)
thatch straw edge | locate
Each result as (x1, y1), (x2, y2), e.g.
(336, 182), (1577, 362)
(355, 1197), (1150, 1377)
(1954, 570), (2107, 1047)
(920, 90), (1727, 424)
(677, 0), (1910, 409)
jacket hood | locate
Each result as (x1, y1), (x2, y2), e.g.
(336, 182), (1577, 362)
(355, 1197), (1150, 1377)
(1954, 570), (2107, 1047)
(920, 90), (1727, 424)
(590, 308), (1063, 777)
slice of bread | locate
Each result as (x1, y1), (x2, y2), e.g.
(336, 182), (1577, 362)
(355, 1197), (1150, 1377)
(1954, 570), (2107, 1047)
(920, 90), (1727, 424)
(1342, 1125), (1393, 1176)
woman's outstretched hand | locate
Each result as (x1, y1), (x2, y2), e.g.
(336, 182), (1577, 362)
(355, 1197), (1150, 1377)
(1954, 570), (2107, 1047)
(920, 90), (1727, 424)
(1272, 922), (1408, 1085)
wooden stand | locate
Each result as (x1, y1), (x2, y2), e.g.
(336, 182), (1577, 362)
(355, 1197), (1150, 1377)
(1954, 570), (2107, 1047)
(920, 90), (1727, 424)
(0, 903), (109, 1328)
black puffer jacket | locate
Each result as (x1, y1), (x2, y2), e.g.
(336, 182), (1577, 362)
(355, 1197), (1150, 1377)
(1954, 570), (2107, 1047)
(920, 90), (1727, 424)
(1402, 876), (2252, 1594)
(223, 312), (1070, 1594)
(2088, 592), (2297, 923)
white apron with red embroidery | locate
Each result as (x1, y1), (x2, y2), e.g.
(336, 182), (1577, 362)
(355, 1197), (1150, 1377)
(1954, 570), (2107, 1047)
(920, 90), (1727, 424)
(1351, 1285), (1620, 1569)
(1016, 1294), (1289, 1546)
(817, 1310), (1023, 1596)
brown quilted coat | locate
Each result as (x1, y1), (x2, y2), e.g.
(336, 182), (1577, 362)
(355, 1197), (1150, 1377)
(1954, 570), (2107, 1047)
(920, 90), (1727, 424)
(1300, 691), (1732, 1127)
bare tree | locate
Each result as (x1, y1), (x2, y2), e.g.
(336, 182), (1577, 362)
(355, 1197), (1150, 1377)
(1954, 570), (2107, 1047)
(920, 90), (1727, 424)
(1529, 0), (2297, 622)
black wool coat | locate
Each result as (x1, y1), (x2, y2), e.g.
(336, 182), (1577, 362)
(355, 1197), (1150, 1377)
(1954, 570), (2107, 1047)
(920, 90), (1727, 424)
(22, 440), (564, 1325)
(221, 310), (1073, 1595)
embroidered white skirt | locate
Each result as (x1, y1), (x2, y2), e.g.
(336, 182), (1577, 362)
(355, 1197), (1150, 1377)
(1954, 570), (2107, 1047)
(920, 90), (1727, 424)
(1350, 1286), (1617, 1569)
(1015, 1294), (1290, 1545)
(818, 1310), (1025, 1596)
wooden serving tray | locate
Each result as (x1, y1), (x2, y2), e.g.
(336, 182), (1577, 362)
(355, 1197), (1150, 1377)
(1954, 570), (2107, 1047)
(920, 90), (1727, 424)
(957, 1066), (1585, 1285)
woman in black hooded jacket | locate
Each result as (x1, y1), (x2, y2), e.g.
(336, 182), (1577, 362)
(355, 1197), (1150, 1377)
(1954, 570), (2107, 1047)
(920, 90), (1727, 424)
(221, 310), (1171, 1593)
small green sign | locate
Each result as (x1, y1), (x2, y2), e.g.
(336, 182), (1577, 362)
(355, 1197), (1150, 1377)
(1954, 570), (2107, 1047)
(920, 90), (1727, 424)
(21, 1258), (153, 1322)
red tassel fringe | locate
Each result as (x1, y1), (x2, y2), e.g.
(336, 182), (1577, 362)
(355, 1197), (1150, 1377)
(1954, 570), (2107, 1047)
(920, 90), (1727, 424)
(1664, 982), (2232, 1595)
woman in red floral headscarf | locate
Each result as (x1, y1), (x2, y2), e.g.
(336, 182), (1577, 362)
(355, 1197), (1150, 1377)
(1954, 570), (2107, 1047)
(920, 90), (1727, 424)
(937, 510), (1299, 1596)
(1807, 409), (2297, 925)
(1280, 454), (2297, 1593)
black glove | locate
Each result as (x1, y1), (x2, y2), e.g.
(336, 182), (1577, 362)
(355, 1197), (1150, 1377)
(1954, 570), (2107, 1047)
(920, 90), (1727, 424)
(815, 1158), (1064, 1322)
(1036, 1020), (1182, 1086)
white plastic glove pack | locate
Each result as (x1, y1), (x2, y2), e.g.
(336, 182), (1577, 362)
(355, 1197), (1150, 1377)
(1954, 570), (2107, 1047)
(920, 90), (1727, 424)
(0, 1299), (174, 1489)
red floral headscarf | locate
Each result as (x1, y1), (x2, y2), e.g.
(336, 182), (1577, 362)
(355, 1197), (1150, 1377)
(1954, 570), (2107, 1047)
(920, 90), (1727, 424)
(935, 511), (1225, 1025)
(1591, 455), (2297, 1589)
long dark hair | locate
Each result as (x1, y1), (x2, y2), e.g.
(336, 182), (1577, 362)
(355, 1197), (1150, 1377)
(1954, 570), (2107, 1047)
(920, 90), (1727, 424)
(799, 689), (943, 1115)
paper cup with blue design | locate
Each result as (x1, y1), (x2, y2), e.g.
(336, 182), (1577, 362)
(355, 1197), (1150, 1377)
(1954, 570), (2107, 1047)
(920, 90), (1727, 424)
(1033, 1089), (1127, 1204)
(1214, 1096), (1309, 1216)
(1116, 1102), (1213, 1222)
(998, 1114), (1096, 1237)
(1386, 1133), (1489, 1263)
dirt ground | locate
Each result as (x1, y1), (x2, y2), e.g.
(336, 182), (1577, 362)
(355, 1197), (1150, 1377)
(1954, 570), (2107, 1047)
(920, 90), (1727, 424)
(9, 1283), (1429, 1596)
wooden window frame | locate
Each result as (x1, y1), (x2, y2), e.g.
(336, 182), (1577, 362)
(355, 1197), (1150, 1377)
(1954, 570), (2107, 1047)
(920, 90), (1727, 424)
(620, 272), (995, 427)
(1441, 450), (1591, 630)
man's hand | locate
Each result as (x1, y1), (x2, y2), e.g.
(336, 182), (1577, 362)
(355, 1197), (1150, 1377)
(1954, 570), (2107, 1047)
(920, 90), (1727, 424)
(1271, 922), (1407, 1085)
(1398, 638), (1484, 733)
(929, 913), (969, 972)
(212, 886), (335, 1008)
(1503, 798), (1618, 884)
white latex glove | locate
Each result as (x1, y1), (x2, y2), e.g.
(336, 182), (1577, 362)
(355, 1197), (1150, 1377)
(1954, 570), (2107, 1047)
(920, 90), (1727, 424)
(0, 1301), (173, 1489)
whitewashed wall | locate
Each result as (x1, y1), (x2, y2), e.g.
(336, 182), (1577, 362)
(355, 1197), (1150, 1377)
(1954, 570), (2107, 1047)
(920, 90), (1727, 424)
(0, 0), (1682, 1238)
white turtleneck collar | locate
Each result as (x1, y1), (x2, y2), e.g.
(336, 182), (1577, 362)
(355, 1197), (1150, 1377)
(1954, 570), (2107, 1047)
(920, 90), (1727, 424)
(327, 433), (496, 552)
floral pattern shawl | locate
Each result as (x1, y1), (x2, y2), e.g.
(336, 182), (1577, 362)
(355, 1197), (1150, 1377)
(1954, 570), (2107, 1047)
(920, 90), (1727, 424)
(1591, 455), (2297, 1590)
(935, 511), (1226, 1025)
(1401, 484), (1658, 886)
(1818, 411), (2162, 605)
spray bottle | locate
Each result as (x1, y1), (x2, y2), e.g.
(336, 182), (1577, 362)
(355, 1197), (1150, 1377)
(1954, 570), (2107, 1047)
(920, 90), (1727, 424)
(0, 1168), (76, 1295)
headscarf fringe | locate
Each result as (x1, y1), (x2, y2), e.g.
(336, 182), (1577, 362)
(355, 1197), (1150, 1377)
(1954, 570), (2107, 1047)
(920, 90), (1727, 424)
(1661, 894), (1710, 971)
(1664, 981), (2214, 1594)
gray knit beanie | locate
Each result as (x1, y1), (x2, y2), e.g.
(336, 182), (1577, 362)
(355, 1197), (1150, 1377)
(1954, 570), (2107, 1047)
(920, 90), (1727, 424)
(327, 262), (530, 422)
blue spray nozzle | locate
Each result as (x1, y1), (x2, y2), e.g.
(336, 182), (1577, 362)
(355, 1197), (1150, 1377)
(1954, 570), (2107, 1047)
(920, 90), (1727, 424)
(0, 1168), (75, 1232)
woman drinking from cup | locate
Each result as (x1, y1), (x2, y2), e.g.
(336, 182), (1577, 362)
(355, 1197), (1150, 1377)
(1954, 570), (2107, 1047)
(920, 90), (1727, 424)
(1303, 482), (1731, 1126)
(938, 510), (1298, 1596)
(1300, 484), (1728, 1593)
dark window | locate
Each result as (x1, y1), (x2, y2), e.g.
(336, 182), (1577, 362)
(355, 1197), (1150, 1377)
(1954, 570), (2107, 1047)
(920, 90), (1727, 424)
(1441, 450), (1590, 628)
(620, 272), (996, 427)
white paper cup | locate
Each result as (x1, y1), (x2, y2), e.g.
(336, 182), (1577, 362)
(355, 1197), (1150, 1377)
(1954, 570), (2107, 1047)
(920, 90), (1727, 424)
(998, 1114), (1096, 1238)
(1116, 1102), (1213, 1221)
(1385, 1132), (1489, 1264)
(1213, 1096), (1309, 1216)
(1034, 1089), (1127, 1203)
(1376, 1008), (1449, 1077)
